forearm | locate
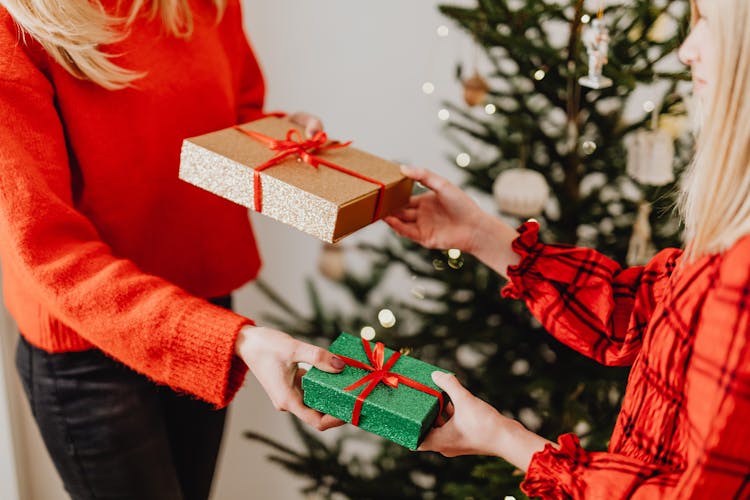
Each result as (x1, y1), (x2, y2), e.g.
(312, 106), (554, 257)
(468, 212), (521, 279)
(491, 418), (554, 471)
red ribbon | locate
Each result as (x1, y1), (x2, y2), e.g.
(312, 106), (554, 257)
(233, 126), (386, 220)
(337, 338), (445, 427)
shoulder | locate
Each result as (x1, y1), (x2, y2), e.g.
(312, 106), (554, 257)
(717, 234), (750, 290)
(0, 7), (49, 85)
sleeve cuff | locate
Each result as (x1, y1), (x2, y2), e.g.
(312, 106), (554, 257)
(171, 301), (255, 408)
(520, 433), (582, 499)
(501, 220), (545, 300)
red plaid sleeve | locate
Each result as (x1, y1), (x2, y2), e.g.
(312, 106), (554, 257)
(501, 221), (682, 366)
(519, 244), (750, 499)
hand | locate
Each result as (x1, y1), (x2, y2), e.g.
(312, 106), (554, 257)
(384, 166), (489, 253)
(418, 371), (511, 457)
(235, 325), (345, 431)
(289, 111), (324, 138)
(419, 371), (553, 470)
(385, 166), (522, 278)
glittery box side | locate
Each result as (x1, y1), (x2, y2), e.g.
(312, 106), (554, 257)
(179, 141), (339, 241)
(302, 333), (451, 450)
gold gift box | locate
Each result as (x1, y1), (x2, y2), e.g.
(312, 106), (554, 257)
(179, 117), (414, 243)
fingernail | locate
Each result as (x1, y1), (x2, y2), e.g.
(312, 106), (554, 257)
(331, 357), (345, 370)
(431, 371), (445, 383)
(400, 165), (416, 175)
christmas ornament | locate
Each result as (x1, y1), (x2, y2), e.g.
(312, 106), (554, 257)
(318, 243), (346, 281)
(627, 202), (656, 266)
(579, 14), (613, 90)
(625, 127), (675, 186)
(492, 168), (550, 218)
(462, 69), (490, 107)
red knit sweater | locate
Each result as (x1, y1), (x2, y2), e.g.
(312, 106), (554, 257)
(0, 1), (266, 407)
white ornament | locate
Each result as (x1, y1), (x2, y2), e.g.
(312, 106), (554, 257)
(492, 168), (550, 218)
(627, 202), (657, 266)
(579, 18), (613, 90)
(318, 243), (345, 281)
(625, 129), (675, 186)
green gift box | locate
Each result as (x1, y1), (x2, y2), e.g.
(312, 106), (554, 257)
(302, 332), (451, 450)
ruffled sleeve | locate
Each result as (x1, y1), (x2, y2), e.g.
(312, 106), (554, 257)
(519, 433), (677, 499)
(500, 221), (682, 366)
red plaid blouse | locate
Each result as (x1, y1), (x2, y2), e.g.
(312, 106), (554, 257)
(502, 221), (750, 499)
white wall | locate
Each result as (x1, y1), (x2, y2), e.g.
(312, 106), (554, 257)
(214, 2), (471, 498)
(0, 1), (471, 498)
(0, 303), (20, 500)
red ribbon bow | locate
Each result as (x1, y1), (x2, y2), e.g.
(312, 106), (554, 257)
(337, 338), (445, 427)
(233, 126), (386, 220)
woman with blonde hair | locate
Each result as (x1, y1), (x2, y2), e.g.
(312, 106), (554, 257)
(0, 1), (345, 498)
(386, 0), (750, 497)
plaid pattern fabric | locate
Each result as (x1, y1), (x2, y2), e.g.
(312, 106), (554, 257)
(502, 221), (750, 499)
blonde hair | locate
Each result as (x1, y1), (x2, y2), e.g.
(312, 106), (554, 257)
(679, 0), (750, 262)
(1, 0), (227, 90)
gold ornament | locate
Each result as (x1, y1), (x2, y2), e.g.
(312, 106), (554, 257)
(462, 70), (490, 107)
(626, 202), (656, 266)
(318, 243), (346, 281)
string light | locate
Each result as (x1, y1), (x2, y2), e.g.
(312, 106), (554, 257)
(378, 309), (397, 328)
(421, 82), (435, 95)
(447, 249), (462, 259)
(438, 109), (451, 121)
(582, 140), (597, 155)
(581, 14), (591, 23)
(533, 69), (546, 81)
(484, 103), (497, 114)
(436, 25), (450, 37)
(360, 326), (376, 341)
(456, 153), (471, 167)
(643, 100), (656, 113)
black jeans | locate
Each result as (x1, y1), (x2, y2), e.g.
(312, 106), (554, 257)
(15, 296), (232, 500)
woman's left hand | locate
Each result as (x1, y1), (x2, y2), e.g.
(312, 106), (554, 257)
(420, 371), (553, 470)
(419, 371), (512, 457)
(289, 111), (324, 138)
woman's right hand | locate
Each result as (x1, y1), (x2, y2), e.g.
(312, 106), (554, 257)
(235, 325), (346, 431)
(384, 166), (521, 278)
(383, 166), (496, 253)
(384, 166), (488, 253)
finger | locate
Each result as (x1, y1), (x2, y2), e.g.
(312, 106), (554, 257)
(383, 216), (422, 241)
(388, 208), (418, 223)
(435, 401), (455, 427)
(305, 118), (324, 138)
(435, 413), (446, 427)
(293, 342), (345, 373)
(431, 371), (470, 402)
(400, 165), (451, 195)
(286, 398), (331, 430)
(445, 401), (455, 417)
(416, 424), (451, 452)
(319, 414), (347, 430)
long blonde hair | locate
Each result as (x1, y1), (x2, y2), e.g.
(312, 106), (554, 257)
(1, 0), (227, 90)
(679, 0), (750, 261)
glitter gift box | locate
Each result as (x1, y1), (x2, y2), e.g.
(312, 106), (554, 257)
(302, 333), (451, 450)
(179, 117), (414, 243)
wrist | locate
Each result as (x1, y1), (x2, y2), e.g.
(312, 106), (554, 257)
(465, 211), (498, 254)
(235, 324), (259, 357)
(490, 416), (525, 458)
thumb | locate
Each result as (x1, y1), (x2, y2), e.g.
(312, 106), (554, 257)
(400, 165), (450, 195)
(293, 342), (345, 373)
(305, 117), (323, 138)
(431, 371), (468, 401)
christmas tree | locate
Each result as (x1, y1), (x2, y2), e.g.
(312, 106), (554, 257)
(244, 0), (692, 498)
